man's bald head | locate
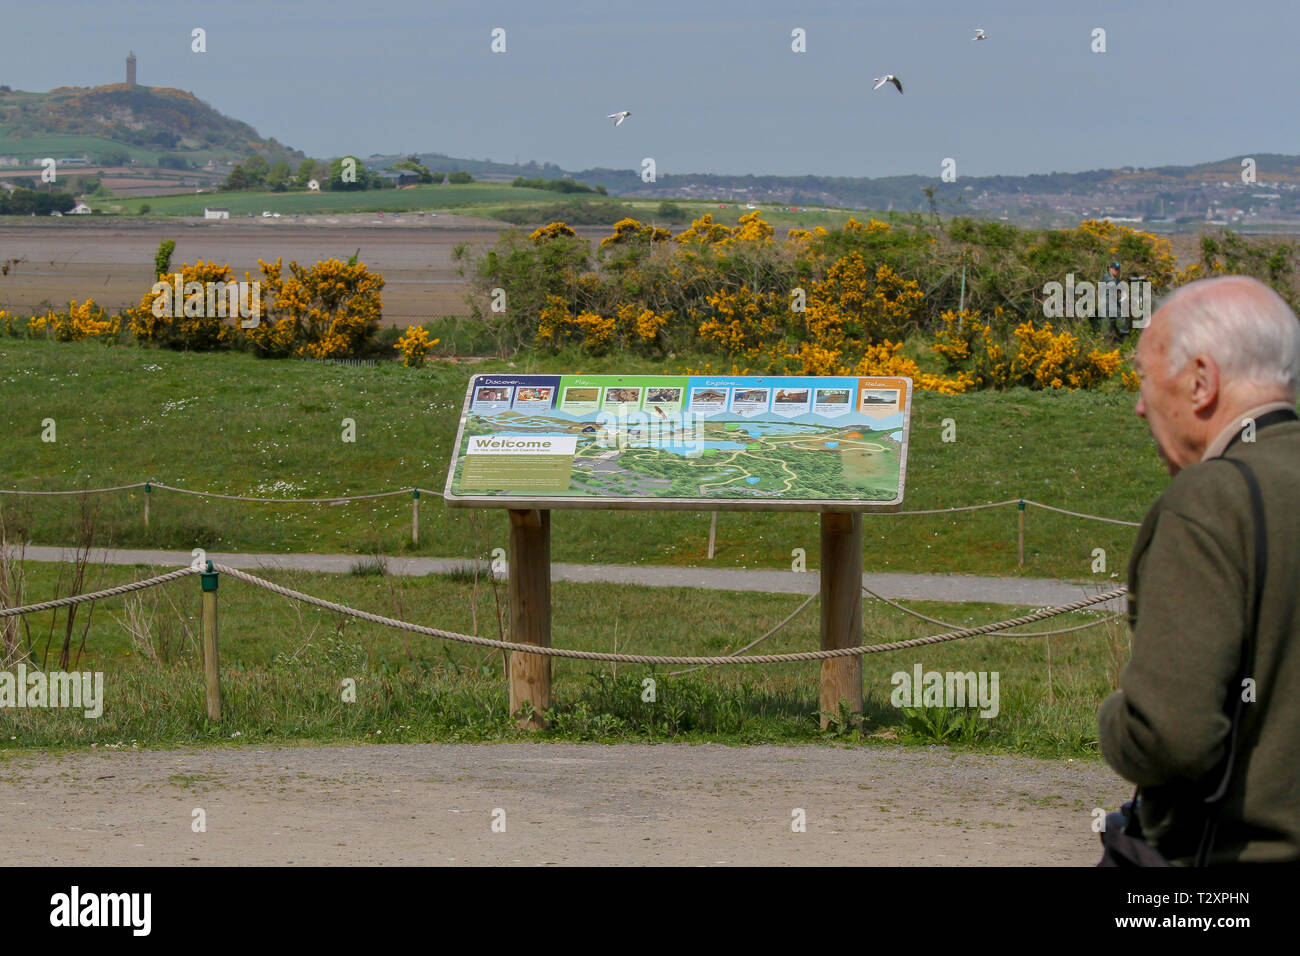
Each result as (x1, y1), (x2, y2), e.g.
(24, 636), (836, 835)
(1134, 275), (1299, 474)
(1157, 275), (1299, 402)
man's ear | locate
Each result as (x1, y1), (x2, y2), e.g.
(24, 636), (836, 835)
(1189, 354), (1220, 414)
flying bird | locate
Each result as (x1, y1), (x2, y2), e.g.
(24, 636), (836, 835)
(972, 28), (987, 41)
(872, 75), (903, 94)
(608, 111), (631, 126)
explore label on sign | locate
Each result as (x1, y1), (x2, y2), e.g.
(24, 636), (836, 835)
(443, 373), (913, 511)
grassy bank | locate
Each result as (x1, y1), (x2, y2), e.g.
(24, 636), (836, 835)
(0, 561), (1123, 756)
(99, 182), (560, 217)
(0, 338), (1168, 579)
(90, 182), (867, 231)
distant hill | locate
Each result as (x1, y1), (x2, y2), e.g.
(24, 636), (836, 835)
(0, 84), (303, 170)
(372, 151), (1300, 225)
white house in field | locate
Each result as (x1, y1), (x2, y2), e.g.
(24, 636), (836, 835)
(204, 207), (230, 219)
(68, 201), (92, 214)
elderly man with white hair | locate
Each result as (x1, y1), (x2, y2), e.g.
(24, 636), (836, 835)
(1099, 274), (1300, 865)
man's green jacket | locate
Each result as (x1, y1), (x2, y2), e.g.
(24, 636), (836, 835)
(1099, 418), (1300, 864)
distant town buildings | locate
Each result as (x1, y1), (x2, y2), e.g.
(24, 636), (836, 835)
(203, 207), (229, 219)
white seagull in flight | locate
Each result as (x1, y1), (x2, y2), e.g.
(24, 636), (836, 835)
(608, 111), (631, 126)
(972, 28), (987, 41)
(872, 75), (903, 94)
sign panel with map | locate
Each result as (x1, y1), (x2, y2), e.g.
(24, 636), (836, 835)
(443, 374), (912, 511)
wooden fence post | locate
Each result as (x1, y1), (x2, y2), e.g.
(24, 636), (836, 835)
(819, 512), (862, 729)
(411, 489), (420, 546)
(707, 511), (718, 560)
(200, 562), (222, 721)
(143, 482), (150, 530)
(508, 508), (551, 729)
(1018, 499), (1026, 568)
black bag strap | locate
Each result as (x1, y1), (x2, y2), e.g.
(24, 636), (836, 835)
(1192, 455), (1267, 866)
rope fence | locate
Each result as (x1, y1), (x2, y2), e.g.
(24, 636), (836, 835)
(0, 566), (199, 617)
(148, 483), (412, 504)
(0, 560), (1127, 665)
(0, 482), (1142, 565)
(0, 554), (1129, 724)
(0, 482), (1138, 523)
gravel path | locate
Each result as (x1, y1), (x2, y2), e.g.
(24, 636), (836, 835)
(21, 546), (1124, 610)
(0, 743), (1128, 866)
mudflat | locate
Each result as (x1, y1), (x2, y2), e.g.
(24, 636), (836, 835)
(0, 216), (609, 325)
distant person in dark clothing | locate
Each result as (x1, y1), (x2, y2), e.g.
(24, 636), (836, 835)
(1094, 261), (1126, 337)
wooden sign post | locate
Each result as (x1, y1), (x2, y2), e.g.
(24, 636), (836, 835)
(507, 508), (552, 728)
(444, 373), (912, 731)
(819, 512), (863, 725)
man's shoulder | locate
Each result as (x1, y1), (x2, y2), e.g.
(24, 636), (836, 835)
(1150, 458), (1251, 528)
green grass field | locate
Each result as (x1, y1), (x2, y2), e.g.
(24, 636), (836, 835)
(80, 180), (878, 231)
(0, 133), (164, 166)
(0, 561), (1123, 755)
(0, 338), (1171, 580)
(99, 183), (570, 217)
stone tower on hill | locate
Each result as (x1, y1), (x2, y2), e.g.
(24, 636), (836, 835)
(126, 51), (137, 86)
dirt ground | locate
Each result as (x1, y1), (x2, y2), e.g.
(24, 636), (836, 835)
(0, 218), (611, 325)
(0, 742), (1129, 866)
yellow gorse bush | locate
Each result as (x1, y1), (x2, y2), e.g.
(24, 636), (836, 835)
(537, 296), (670, 356)
(726, 210), (775, 245)
(697, 286), (786, 358)
(251, 257), (384, 359)
(675, 213), (734, 244)
(59, 299), (117, 341)
(1068, 219), (1177, 291)
(20, 301), (118, 342)
(600, 218), (672, 247)
(843, 216), (892, 236)
(1007, 319), (1125, 390)
(930, 308), (1128, 391)
(129, 259), (244, 350)
(395, 325), (439, 367)
(806, 257), (924, 346)
(529, 221), (578, 243)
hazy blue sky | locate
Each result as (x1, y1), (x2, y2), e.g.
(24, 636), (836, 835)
(3, 0), (1297, 178)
